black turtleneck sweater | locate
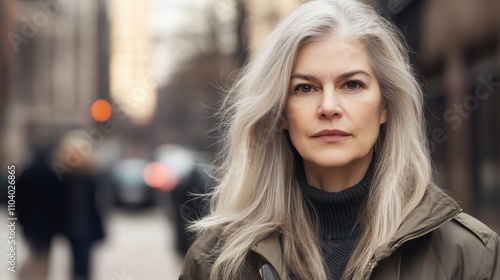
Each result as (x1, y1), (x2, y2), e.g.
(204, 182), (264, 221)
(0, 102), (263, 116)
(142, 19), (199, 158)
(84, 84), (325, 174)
(296, 161), (373, 280)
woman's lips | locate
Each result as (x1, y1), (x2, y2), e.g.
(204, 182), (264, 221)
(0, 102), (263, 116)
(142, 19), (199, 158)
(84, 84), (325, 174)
(311, 129), (351, 142)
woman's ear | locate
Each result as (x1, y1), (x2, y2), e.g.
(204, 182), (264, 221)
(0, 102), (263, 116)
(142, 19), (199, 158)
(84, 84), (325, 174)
(379, 100), (388, 125)
(380, 107), (387, 125)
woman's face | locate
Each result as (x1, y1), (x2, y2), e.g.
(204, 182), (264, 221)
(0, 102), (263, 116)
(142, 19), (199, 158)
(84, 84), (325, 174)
(285, 34), (387, 169)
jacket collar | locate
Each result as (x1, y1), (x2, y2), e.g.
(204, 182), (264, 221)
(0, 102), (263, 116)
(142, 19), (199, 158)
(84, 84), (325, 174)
(251, 235), (289, 280)
(251, 185), (462, 280)
(374, 184), (462, 260)
(357, 185), (462, 279)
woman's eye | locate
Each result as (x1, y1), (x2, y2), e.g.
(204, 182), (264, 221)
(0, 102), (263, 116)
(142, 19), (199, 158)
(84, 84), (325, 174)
(344, 81), (362, 90)
(295, 84), (314, 94)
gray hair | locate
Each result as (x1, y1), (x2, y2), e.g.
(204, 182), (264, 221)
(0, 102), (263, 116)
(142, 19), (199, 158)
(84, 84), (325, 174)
(191, 0), (431, 279)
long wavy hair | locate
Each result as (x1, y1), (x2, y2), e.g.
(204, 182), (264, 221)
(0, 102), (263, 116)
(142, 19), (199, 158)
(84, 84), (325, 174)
(190, 0), (432, 279)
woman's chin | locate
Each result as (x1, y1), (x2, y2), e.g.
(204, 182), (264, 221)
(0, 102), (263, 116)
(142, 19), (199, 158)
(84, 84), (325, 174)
(306, 158), (354, 169)
(304, 153), (372, 169)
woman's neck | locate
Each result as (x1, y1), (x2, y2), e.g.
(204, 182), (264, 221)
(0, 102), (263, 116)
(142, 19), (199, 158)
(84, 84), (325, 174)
(302, 153), (373, 192)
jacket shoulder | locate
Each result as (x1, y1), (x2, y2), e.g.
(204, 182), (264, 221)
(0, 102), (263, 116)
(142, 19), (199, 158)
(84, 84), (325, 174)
(190, 227), (224, 253)
(453, 212), (497, 245)
(429, 212), (500, 279)
(434, 212), (497, 252)
(179, 227), (223, 280)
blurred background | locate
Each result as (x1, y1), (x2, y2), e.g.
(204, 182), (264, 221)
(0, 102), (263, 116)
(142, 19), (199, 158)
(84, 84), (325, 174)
(0, 0), (499, 279)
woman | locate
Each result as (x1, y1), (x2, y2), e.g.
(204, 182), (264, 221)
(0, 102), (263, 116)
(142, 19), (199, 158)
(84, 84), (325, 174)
(179, 0), (500, 279)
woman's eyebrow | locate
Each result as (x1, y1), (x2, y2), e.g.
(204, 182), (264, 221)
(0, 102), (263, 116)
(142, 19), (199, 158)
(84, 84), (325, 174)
(290, 70), (371, 81)
(290, 73), (319, 82)
(338, 70), (371, 80)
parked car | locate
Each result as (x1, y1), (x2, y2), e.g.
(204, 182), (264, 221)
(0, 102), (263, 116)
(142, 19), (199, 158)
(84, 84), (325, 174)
(110, 159), (157, 208)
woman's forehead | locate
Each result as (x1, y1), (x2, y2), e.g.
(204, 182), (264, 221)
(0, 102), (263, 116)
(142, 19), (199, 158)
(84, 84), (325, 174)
(293, 35), (374, 78)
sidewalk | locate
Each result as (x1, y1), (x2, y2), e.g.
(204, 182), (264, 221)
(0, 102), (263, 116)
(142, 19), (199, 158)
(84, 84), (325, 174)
(0, 208), (184, 280)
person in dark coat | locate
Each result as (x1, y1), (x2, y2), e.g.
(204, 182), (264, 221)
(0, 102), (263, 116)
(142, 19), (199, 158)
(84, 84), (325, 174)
(18, 129), (105, 280)
(17, 147), (62, 280)
(60, 170), (105, 280)
(55, 129), (106, 280)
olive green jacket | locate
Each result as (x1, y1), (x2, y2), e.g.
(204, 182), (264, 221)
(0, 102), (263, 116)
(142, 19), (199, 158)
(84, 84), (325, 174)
(179, 185), (500, 279)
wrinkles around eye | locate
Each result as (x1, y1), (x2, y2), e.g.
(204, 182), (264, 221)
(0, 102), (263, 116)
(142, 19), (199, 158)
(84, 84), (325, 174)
(293, 84), (315, 94)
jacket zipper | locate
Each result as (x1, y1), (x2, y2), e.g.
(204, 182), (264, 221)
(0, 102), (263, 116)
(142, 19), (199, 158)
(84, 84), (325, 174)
(364, 209), (462, 279)
(389, 209), (462, 251)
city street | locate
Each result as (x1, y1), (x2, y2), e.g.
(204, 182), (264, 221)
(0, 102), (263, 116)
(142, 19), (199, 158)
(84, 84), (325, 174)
(0, 207), (184, 280)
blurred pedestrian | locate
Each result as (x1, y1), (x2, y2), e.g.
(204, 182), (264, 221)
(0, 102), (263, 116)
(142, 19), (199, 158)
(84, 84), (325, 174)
(56, 130), (105, 280)
(17, 146), (62, 280)
(179, 0), (500, 279)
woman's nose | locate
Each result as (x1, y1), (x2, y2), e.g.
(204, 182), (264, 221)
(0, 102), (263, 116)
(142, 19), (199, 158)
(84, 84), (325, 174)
(317, 89), (343, 119)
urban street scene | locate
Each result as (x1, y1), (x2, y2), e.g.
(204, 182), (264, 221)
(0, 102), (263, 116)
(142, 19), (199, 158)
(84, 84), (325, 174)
(1, 0), (499, 279)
